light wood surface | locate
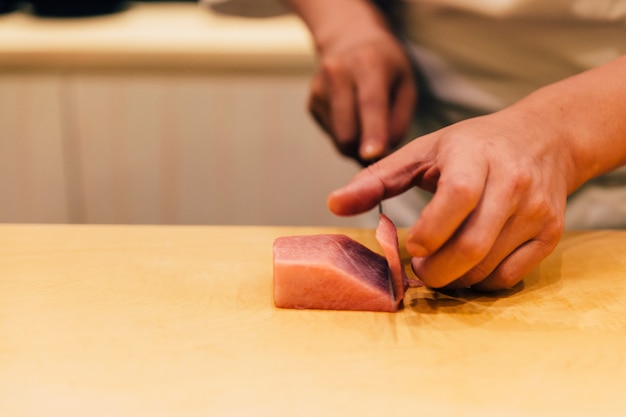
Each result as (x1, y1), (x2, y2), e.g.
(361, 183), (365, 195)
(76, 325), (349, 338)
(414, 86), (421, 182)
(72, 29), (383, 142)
(1, 224), (626, 416)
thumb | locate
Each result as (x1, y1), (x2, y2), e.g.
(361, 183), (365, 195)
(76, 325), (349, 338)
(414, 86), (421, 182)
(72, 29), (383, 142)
(327, 140), (431, 215)
(327, 167), (385, 215)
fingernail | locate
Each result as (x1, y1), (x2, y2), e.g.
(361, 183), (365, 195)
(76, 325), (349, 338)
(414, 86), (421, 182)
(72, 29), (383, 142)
(410, 257), (423, 276)
(361, 143), (383, 160)
(406, 240), (428, 257)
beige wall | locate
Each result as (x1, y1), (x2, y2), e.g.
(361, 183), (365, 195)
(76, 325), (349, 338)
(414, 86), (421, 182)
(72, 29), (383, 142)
(0, 4), (379, 227)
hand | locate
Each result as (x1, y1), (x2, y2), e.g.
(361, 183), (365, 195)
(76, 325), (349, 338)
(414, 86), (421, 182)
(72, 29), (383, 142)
(308, 33), (416, 163)
(327, 107), (575, 291)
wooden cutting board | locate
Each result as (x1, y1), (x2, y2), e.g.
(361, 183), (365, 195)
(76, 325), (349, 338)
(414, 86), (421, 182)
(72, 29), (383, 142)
(1, 224), (625, 416)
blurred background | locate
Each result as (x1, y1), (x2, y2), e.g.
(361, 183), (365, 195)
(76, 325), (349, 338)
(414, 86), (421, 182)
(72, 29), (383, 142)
(0, 0), (377, 227)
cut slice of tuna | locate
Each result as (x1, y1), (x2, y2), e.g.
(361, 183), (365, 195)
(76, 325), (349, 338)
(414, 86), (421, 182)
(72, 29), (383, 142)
(375, 213), (408, 310)
(273, 214), (406, 312)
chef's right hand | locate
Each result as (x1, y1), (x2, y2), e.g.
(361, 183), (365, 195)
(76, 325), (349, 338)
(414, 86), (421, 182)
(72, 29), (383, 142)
(308, 33), (416, 163)
(327, 108), (573, 292)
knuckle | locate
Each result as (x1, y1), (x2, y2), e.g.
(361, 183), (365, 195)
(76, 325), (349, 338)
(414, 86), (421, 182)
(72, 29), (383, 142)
(462, 264), (493, 286)
(443, 176), (481, 207)
(524, 198), (564, 234)
(525, 196), (552, 218)
(319, 58), (348, 84)
(507, 168), (533, 193)
(455, 235), (491, 264)
(544, 217), (565, 240)
(320, 57), (343, 74)
(490, 268), (524, 290)
(536, 222), (564, 254)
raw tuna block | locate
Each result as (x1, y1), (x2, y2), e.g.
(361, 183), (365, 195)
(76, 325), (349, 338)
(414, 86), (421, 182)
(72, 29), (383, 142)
(273, 214), (408, 312)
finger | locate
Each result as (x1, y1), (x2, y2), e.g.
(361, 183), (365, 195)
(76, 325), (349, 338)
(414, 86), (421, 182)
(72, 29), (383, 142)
(419, 183), (564, 290)
(444, 193), (555, 289)
(355, 63), (391, 160)
(406, 145), (489, 257)
(327, 138), (434, 215)
(322, 59), (359, 152)
(308, 73), (332, 136)
(471, 205), (564, 291)
(471, 236), (560, 292)
(410, 178), (519, 288)
(413, 168), (527, 288)
(440, 216), (537, 290)
(388, 75), (416, 149)
(327, 166), (386, 215)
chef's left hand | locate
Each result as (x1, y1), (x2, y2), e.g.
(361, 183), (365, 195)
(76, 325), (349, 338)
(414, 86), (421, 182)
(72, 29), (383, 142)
(327, 107), (574, 291)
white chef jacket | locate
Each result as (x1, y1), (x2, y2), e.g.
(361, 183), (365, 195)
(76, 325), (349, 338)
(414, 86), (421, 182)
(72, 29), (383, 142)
(384, 0), (626, 228)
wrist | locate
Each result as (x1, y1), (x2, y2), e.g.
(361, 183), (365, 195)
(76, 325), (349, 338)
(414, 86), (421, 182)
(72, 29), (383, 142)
(505, 56), (626, 196)
(499, 96), (580, 195)
(284, 0), (392, 54)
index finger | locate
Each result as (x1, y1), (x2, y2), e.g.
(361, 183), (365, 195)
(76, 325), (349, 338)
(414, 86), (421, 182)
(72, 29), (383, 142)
(355, 65), (391, 160)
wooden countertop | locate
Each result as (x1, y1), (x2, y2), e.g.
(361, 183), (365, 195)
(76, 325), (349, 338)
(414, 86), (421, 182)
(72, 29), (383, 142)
(1, 224), (626, 416)
(0, 2), (315, 71)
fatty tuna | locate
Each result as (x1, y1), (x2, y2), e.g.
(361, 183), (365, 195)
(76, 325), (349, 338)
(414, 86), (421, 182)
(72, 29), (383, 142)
(273, 214), (409, 312)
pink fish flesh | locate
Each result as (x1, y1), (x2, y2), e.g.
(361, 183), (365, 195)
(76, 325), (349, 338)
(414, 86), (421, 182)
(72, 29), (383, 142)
(376, 213), (409, 310)
(273, 214), (409, 312)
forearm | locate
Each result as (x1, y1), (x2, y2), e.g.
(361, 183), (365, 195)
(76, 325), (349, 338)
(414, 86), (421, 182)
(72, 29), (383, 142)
(282, 0), (392, 53)
(509, 54), (626, 194)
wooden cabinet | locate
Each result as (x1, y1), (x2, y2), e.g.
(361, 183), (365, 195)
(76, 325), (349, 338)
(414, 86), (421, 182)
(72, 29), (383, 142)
(0, 71), (371, 226)
(0, 73), (69, 223)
